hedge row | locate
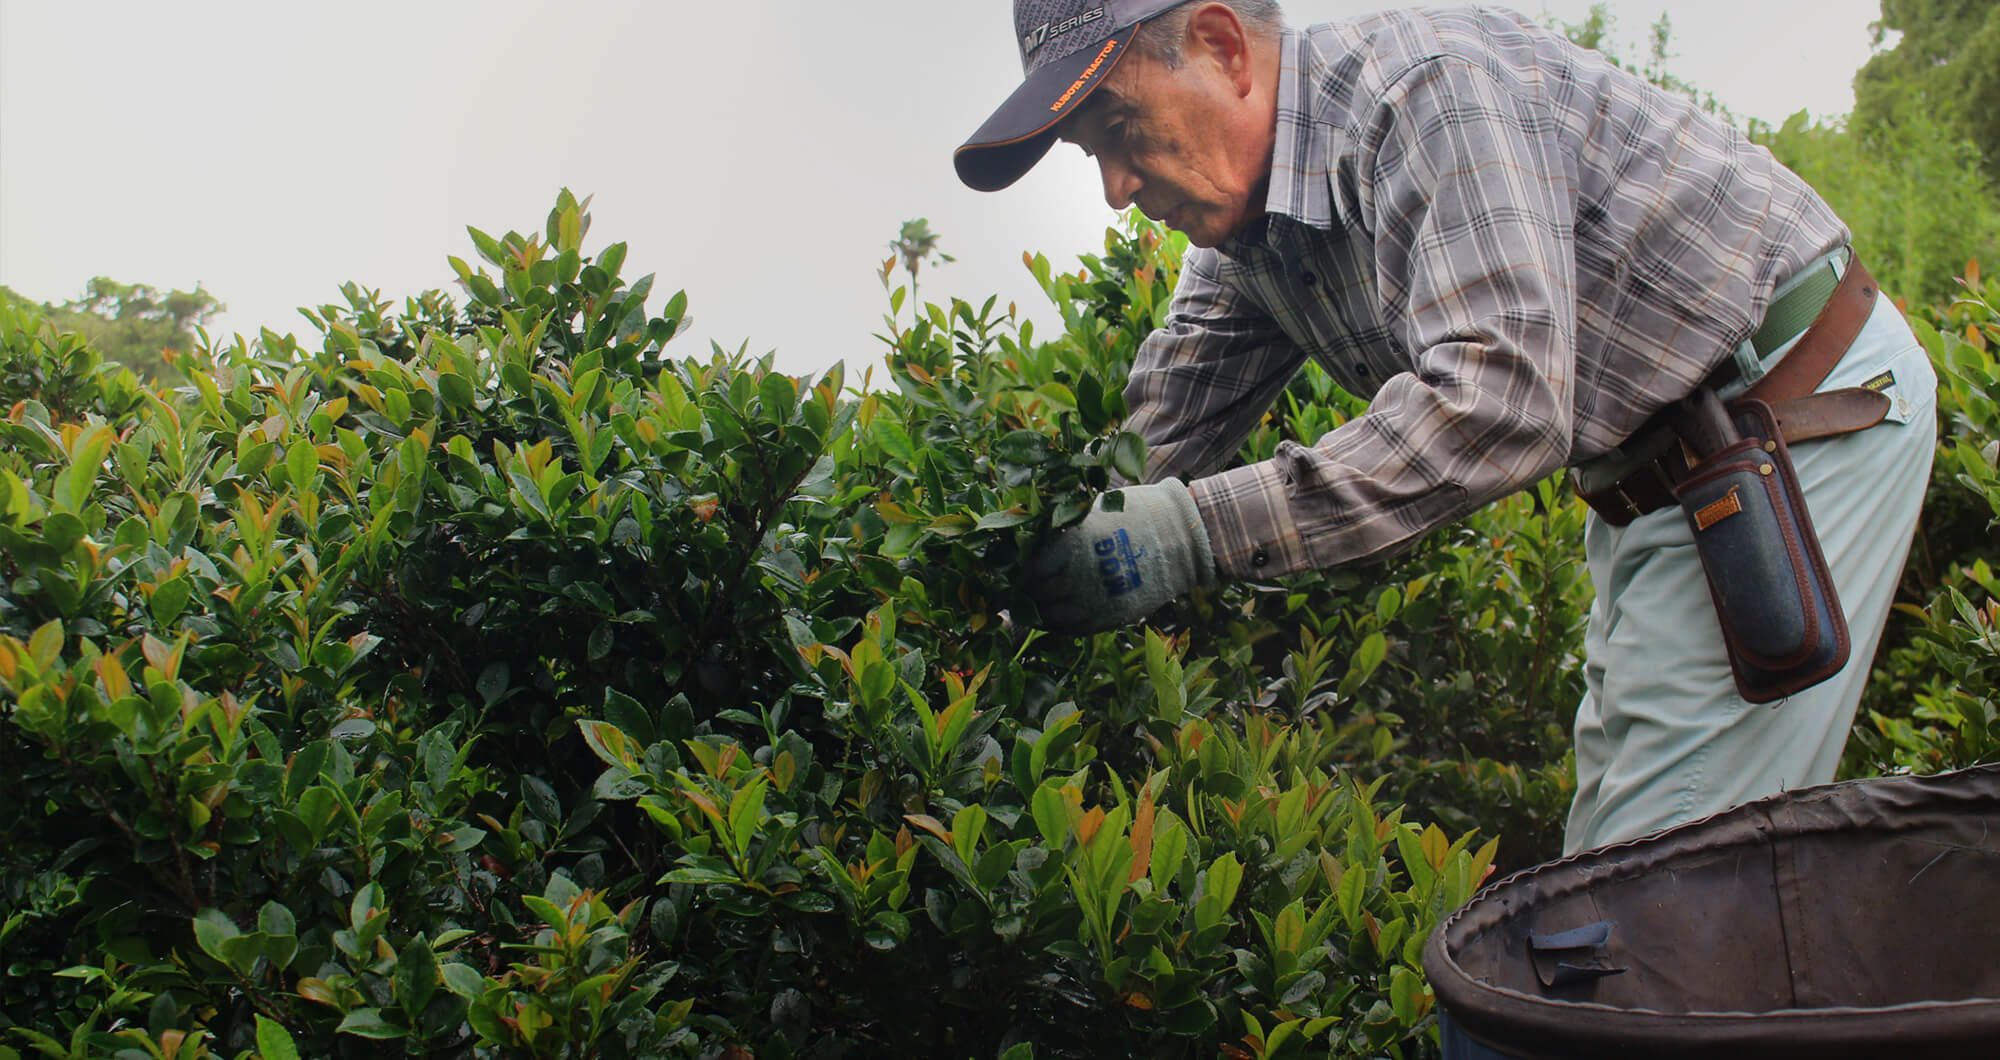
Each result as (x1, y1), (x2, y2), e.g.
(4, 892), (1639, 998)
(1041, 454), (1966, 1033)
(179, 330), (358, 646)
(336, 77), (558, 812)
(1, 192), (1994, 1059)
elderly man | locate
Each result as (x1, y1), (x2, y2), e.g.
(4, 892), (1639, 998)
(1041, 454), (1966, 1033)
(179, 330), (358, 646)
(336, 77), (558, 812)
(955, 0), (1936, 861)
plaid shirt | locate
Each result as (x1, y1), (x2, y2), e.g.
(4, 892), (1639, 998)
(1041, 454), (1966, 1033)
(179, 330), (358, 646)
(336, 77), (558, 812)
(1127, 7), (1846, 580)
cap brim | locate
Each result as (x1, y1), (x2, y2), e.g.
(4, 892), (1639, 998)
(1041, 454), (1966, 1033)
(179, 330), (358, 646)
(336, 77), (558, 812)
(955, 31), (1133, 192)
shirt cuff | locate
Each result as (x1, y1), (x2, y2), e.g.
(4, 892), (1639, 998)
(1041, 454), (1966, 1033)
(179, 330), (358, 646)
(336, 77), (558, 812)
(1188, 460), (1311, 581)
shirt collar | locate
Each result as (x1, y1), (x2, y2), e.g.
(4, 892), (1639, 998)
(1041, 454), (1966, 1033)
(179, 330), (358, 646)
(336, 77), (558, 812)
(1221, 26), (1335, 262)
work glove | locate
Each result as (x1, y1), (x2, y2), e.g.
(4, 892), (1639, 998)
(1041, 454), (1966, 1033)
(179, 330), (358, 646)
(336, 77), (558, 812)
(1024, 479), (1217, 635)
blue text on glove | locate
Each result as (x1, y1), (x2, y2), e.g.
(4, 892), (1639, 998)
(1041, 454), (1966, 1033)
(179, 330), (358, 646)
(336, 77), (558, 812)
(1093, 530), (1147, 598)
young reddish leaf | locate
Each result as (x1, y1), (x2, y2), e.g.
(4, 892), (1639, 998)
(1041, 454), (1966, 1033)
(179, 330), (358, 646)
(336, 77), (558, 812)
(903, 814), (950, 845)
(1128, 784), (1156, 883)
(1077, 806), (1106, 846)
(678, 787), (727, 832)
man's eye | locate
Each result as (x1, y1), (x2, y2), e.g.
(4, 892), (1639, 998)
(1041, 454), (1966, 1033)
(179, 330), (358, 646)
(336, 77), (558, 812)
(1104, 122), (1128, 147)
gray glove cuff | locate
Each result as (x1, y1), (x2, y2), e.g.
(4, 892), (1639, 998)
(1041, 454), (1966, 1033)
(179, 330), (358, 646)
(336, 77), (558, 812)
(1145, 478), (1218, 591)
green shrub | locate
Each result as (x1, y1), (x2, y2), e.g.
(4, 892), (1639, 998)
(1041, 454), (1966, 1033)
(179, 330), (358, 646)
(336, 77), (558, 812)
(5, 189), (1993, 1060)
(0, 195), (1495, 1059)
(1847, 268), (2000, 776)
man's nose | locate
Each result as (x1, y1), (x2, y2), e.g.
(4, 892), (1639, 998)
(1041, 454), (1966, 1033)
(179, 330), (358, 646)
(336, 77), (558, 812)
(1099, 159), (1141, 210)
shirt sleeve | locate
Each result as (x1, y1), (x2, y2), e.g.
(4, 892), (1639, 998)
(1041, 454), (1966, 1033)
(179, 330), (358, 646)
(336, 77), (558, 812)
(1192, 55), (1580, 580)
(1122, 245), (1308, 484)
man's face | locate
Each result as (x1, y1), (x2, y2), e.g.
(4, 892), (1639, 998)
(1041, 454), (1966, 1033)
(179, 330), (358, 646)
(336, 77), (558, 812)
(1058, 50), (1272, 248)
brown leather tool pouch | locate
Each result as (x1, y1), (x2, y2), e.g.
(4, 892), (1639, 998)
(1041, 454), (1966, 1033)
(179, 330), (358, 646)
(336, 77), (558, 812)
(1671, 388), (1849, 703)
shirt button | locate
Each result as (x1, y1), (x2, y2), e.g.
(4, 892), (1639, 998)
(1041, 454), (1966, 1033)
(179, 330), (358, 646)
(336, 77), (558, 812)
(1300, 271), (1318, 287)
(1355, 363), (1371, 377)
(1252, 548), (1270, 568)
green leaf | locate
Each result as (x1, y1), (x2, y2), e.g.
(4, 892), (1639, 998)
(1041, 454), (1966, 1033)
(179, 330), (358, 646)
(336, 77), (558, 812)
(1076, 373), (1108, 433)
(1374, 586), (1403, 624)
(437, 371), (476, 410)
(27, 619), (61, 668)
(1031, 783), (1071, 849)
(1394, 825), (1436, 894)
(577, 719), (638, 771)
(440, 962), (485, 1001)
(992, 429), (1053, 466)
(255, 1015), (302, 1060)
(522, 894), (570, 933)
(467, 226), (506, 267)
(437, 827), (487, 852)
(1390, 964), (1425, 1027)
(874, 421), (918, 464)
(727, 776), (769, 858)
(598, 241), (628, 278)
(1195, 853), (1243, 933)
(1145, 628), (1186, 722)
(759, 373), (798, 417)
(662, 859), (740, 886)
(1280, 969), (1327, 1007)
(395, 935), (440, 1020)
(329, 717), (376, 741)
(191, 908), (240, 964)
(421, 730), (455, 794)
(522, 775), (560, 826)
(350, 882), (386, 932)
(257, 901), (297, 940)
(1352, 632), (1387, 683)
(40, 512), (84, 554)
(1337, 859), (1367, 926)
(557, 205), (583, 251)
(1109, 431), (1147, 481)
(476, 662), (509, 707)
(865, 909), (911, 950)
(1150, 817), (1188, 891)
(149, 576), (190, 626)
(337, 1008), (408, 1040)
(294, 785), (341, 844)
(602, 688), (657, 747)
(973, 506), (1034, 531)
(285, 438), (318, 489)
(950, 804), (988, 871)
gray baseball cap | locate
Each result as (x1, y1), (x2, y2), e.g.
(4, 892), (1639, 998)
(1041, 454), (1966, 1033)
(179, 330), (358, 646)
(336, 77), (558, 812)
(955, 0), (1186, 192)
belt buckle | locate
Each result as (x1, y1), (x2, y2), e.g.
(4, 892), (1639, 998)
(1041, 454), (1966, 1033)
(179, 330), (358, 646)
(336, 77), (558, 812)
(1613, 484), (1644, 523)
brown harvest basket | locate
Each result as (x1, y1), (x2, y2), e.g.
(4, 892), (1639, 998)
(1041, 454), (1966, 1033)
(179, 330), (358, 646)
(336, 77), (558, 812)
(1424, 764), (2000, 1058)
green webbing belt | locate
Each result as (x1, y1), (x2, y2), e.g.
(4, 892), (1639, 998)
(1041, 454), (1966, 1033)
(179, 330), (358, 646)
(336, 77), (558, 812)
(1750, 261), (1841, 358)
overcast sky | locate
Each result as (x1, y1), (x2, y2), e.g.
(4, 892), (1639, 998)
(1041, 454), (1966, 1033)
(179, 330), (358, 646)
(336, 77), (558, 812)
(2, 1), (1888, 377)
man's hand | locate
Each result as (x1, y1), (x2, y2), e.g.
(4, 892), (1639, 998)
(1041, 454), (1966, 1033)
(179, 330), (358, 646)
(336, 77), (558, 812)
(1024, 479), (1217, 635)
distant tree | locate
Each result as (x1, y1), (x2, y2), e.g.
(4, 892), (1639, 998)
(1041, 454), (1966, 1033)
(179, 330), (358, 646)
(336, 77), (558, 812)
(1551, 2), (2000, 306)
(1550, 3), (1732, 119)
(888, 217), (953, 317)
(0, 277), (222, 378)
(1854, 0), (2000, 178)
(1758, 108), (2000, 305)
(1556, 1), (1613, 50)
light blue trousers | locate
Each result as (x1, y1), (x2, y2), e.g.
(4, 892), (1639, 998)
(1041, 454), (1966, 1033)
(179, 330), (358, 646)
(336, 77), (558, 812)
(1564, 285), (1939, 854)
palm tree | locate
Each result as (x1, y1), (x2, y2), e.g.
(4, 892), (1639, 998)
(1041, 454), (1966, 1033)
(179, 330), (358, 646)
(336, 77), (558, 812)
(889, 218), (953, 316)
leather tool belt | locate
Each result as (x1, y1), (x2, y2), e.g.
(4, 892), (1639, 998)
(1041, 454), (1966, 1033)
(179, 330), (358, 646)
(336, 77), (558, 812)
(1578, 256), (1891, 527)
(1577, 255), (1893, 701)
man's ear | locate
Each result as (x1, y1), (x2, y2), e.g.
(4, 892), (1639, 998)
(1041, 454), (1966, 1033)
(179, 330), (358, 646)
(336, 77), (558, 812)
(1183, 2), (1254, 94)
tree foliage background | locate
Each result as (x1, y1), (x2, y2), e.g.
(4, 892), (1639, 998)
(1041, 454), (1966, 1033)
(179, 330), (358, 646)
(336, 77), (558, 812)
(1853, 0), (2000, 180)
(0, 279), (223, 381)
